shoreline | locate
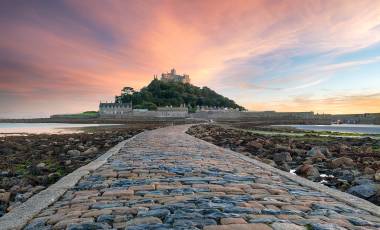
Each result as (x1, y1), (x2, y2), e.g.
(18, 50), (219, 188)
(0, 117), (202, 124)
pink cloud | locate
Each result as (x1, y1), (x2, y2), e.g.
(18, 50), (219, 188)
(0, 0), (380, 117)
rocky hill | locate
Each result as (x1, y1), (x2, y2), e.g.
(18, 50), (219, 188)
(115, 79), (245, 111)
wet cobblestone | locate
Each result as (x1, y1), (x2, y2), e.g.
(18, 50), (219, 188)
(24, 125), (380, 230)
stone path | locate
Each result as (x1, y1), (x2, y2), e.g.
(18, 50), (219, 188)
(15, 125), (380, 229)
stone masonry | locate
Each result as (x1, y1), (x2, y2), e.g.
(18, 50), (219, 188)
(14, 125), (380, 229)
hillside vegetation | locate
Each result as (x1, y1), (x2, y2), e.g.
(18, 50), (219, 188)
(115, 79), (245, 111)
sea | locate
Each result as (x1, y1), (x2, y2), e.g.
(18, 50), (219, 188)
(286, 124), (380, 135)
(0, 123), (117, 136)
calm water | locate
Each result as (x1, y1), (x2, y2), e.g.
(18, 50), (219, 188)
(0, 123), (117, 135)
(288, 124), (380, 134)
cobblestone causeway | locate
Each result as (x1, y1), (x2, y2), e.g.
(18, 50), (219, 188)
(22, 125), (380, 230)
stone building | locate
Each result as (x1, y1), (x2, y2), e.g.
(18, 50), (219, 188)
(98, 102), (189, 118)
(99, 102), (132, 117)
(159, 68), (190, 84)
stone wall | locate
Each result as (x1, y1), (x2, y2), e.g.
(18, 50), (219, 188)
(100, 110), (189, 119)
(190, 111), (315, 120)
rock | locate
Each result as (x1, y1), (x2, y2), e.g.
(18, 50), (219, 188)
(36, 162), (46, 169)
(273, 152), (292, 163)
(14, 191), (33, 202)
(295, 164), (319, 179)
(66, 222), (111, 230)
(24, 218), (50, 230)
(261, 159), (277, 167)
(220, 218), (247, 225)
(30, 185), (45, 193)
(347, 183), (378, 199)
(48, 173), (60, 182)
(67, 150), (81, 156)
(0, 171), (10, 177)
(272, 223), (306, 230)
(307, 147), (322, 157)
(310, 223), (346, 230)
(0, 192), (11, 203)
(96, 214), (114, 224)
(278, 163), (290, 172)
(137, 209), (170, 219)
(247, 141), (263, 149)
(84, 147), (98, 155)
(125, 217), (162, 226)
(173, 218), (217, 228)
(329, 157), (355, 168)
(339, 144), (350, 154)
(275, 144), (290, 152)
(307, 146), (331, 157)
(353, 177), (374, 185)
(374, 170), (380, 181)
(309, 149), (327, 162)
(364, 167), (375, 175)
(65, 160), (72, 165)
(204, 224), (272, 230)
(334, 170), (355, 182)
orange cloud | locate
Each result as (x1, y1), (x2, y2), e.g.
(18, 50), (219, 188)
(0, 0), (380, 117)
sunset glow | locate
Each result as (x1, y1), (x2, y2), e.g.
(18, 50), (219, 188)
(1, 0), (380, 117)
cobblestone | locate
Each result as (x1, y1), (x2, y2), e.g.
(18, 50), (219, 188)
(21, 125), (380, 229)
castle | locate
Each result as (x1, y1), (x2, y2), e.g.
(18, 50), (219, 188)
(157, 68), (190, 84)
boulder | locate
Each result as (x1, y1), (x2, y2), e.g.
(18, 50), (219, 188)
(273, 152), (292, 163)
(311, 152), (327, 162)
(339, 144), (350, 154)
(296, 164), (319, 179)
(333, 170), (355, 182)
(374, 170), (380, 181)
(307, 146), (330, 159)
(347, 183), (378, 199)
(67, 149), (81, 156)
(0, 192), (11, 203)
(84, 147), (98, 155)
(364, 167), (375, 175)
(353, 177), (374, 185)
(329, 157), (355, 169)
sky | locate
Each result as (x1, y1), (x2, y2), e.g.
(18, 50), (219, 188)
(0, 0), (380, 118)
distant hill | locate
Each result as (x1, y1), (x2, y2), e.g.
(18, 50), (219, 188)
(115, 79), (245, 111)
